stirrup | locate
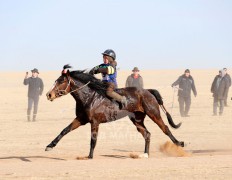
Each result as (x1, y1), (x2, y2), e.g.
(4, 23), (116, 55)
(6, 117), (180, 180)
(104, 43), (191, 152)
(121, 96), (128, 108)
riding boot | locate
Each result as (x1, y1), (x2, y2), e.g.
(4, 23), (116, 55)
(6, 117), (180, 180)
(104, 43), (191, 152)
(107, 91), (128, 109)
(27, 109), (31, 122)
(106, 82), (128, 109)
(121, 96), (128, 108)
(33, 114), (36, 122)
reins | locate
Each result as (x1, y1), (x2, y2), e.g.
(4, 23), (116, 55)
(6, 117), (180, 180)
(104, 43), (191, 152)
(69, 79), (90, 94)
(55, 76), (90, 96)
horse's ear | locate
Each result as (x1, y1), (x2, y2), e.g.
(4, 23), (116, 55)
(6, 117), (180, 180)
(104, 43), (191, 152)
(61, 69), (70, 76)
(66, 70), (70, 77)
(62, 64), (72, 76)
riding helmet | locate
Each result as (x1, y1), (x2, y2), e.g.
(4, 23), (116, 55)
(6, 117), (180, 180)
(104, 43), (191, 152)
(102, 49), (116, 60)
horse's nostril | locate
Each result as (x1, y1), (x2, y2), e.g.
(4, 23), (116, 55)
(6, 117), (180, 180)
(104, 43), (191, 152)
(47, 93), (52, 99)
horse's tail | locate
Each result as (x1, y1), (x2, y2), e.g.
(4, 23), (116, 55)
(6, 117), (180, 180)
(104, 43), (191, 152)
(148, 89), (181, 129)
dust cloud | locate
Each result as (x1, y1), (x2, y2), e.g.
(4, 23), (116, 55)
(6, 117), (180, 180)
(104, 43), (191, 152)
(76, 156), (89, 160)
(159, 141), (191, 157)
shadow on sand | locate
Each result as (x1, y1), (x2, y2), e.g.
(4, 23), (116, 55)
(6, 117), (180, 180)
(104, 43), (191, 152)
(101, 155), (129, 159)
(190, 149), (232, 155)
(112, 149), (137, 153)
(0, 156), (66, 162)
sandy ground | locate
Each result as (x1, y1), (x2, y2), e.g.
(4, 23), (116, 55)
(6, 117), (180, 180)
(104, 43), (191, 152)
(0, 69), (232, 179)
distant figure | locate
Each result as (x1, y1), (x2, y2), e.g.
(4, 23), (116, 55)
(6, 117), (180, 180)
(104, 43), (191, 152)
(23, 68), (44, 121)
(171, 69), (197, 117)
(223, 68), (231, 106)
(211, 69), (229, 116)
(125, 67), (144, 88)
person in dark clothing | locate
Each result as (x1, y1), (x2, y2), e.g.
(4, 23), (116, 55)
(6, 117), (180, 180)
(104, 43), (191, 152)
(125, 67), (144, 88)
(172, 69), (197, 117)
(211, 69), (229, 116)
(23, 68), (44, 121)
(223, 68), (231, 106)
(89, 49), (127, 107)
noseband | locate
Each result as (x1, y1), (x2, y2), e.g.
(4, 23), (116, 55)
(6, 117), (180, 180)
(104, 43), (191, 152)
(54, 76), (90, 97)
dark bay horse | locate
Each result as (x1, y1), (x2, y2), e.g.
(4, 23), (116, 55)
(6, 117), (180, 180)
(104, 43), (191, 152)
(45, 65), (184, 158)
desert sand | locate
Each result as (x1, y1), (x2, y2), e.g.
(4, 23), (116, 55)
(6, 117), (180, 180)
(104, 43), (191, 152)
(0, 69), (232, 179)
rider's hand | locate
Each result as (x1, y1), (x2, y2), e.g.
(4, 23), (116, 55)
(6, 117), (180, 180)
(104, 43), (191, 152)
(88, 66), (99, 75)
(89, 69), (95, 75)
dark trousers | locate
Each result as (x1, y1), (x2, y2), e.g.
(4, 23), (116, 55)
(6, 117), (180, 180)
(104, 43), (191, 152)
(224, 94), (229, 106)
(224, 97), (228, 106)
(213, 96), (224, 115)
(27, 96), (39, 118)
(178, 96), (191, 116)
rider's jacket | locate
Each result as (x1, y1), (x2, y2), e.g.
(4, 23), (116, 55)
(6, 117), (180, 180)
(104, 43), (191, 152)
(91, 62), (118, 87)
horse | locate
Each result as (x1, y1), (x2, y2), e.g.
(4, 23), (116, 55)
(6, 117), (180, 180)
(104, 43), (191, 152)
(45, 65), (184, 159)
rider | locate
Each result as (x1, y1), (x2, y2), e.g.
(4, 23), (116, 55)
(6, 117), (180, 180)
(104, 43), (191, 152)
(89, 49), (127, 107)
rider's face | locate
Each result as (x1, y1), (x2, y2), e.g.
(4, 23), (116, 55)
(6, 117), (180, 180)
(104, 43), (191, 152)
(103, 55), (109, 64)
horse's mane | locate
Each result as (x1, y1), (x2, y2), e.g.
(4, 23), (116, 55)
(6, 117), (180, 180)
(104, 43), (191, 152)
(64, 65), (108, 97)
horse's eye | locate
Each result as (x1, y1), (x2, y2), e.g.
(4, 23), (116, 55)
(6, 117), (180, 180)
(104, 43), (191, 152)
(57, 76), (66, 84)
(56, 80), (62, 84)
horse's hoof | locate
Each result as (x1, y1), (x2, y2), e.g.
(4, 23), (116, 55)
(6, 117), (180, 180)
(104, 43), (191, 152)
(180, 141), (184, 147)
(139, 153), (149, 158)
(45, 146), (53, 151)
(88, 155), (93, 159)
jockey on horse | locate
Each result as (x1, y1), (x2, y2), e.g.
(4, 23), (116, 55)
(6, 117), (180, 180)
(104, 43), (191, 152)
(89, 49), (127, 107)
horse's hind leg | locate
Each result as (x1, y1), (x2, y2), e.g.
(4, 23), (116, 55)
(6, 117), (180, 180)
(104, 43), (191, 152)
(149, 114), (184, 147)
(129, 113), (151, 155)
(45, 117), (87, 151)
(88, 122), (99, 159)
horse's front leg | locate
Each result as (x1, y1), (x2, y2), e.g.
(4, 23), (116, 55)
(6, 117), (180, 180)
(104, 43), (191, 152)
(129, 115), (150, 156)
(88, 122), (99, 159)
(45, 118), (87, 151)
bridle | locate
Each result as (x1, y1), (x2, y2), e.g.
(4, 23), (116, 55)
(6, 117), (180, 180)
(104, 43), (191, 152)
(53, 75), (90, 97)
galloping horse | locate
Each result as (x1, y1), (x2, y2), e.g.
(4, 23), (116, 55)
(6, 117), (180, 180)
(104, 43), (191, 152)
(45, 65), (184, 158)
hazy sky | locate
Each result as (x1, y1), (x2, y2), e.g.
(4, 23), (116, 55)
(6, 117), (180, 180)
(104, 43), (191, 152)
(0, 0), (231, 71)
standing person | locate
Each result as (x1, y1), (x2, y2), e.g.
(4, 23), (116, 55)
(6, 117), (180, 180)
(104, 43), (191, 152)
(23, 68), (44, 121)
(125, 67), (144, 88)
(89, 49), (127, 107)
(171, 69), (197, 117)
(211, 69), (229, 116)
(223, 68), (231, 106)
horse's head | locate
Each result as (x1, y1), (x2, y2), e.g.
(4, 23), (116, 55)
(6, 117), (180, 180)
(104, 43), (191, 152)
(46, 65), (72, 101)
